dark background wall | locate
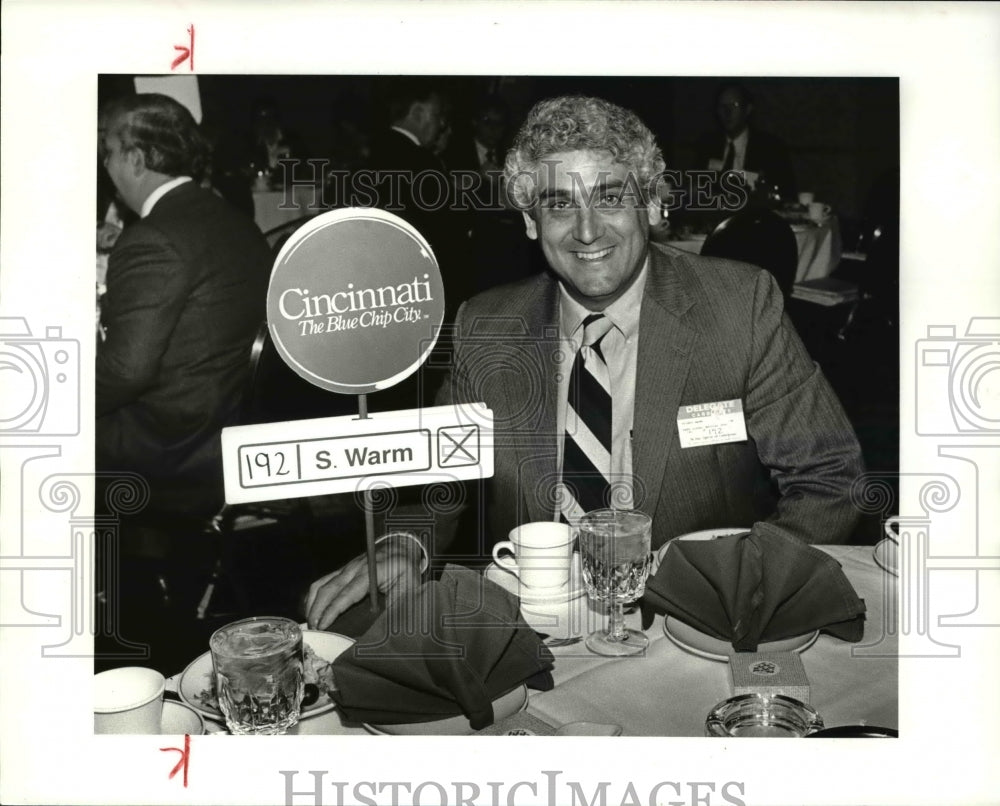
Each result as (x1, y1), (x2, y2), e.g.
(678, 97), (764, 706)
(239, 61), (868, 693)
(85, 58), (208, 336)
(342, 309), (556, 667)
(100, 74), (898, 225)
(97, 73), (900, 545)
(669, 77), (899, 221)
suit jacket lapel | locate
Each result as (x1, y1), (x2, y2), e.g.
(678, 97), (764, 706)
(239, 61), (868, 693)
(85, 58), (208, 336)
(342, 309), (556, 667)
(633, 247), (697, 522)
(498, 251), (696, 525)
(500, 274), (562, 524)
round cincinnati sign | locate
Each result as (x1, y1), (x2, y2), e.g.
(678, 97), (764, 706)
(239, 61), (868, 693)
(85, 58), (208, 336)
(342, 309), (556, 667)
(266, 208), (446, 395)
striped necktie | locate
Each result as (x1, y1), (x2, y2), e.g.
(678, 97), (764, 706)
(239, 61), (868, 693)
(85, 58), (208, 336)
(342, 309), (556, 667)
(561, 313), (614, 523)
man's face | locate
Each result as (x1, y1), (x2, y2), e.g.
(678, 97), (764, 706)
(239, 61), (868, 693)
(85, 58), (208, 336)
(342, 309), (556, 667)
(716, 88), (751, 138)
(101, 125), (142, 213)
(523, 150), (660, 311)
(415, 95), (448, 148)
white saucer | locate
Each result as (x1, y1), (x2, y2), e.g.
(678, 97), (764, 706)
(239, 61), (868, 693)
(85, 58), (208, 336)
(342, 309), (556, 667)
(484, 555), (586, 605)
(664, 616), (819, 663)
(873, 537), (898, 576)
(362, 685), (528, 735)
(161, 700), (205, 735)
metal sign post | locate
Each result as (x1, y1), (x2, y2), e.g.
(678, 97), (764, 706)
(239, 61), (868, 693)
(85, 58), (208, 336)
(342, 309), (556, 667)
(356, 393), (378, 613)
(221, 208), (494, 621)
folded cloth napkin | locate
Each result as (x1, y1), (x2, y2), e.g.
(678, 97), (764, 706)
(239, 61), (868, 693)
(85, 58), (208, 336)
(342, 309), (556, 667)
(641, 522), (866, 651)
(331, 564), (554, 729)
(329, 593), (387, 638)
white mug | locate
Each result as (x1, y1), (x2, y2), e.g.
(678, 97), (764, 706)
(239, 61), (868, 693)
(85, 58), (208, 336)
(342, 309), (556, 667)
(807, 201), (832, 222)
(797, 191), (815, 206)
(94, 666), (165, 734)
(492, 522), (575, 590)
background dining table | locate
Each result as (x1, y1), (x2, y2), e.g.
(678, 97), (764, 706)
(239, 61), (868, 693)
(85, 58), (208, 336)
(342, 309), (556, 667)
(167, 544), (896, 737)
(664, 214), (843, 284)
(252, 185), (327, 234)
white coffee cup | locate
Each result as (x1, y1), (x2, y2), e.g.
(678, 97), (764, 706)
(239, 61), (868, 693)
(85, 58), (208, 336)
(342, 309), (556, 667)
(492, 522), (575, 590)
(94, 666), (165, 734)
(807, 201), (832, 222)
(797, 191), (814, 206)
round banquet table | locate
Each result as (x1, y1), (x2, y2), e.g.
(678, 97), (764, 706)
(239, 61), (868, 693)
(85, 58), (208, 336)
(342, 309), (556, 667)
(167, 545), (896, 737)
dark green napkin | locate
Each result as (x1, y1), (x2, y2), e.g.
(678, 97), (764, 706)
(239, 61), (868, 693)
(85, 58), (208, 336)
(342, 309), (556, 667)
(641, 522), (866, 651)
(331, 565), (554, 729)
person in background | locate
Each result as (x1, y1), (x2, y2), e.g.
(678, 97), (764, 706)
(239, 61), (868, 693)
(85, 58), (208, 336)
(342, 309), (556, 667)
(442, 93), (511, 179)
(443, 93), (537, 298)
(696, 82), (796, 201)
(96, 92), (270, 669)
(366, 78), (452, 243)
(305, 94), (864, 629)
(366, 79), (468, 330)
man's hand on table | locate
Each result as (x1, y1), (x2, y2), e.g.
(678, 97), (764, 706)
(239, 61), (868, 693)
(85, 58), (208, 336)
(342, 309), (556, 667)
(305, 533), (426, 630)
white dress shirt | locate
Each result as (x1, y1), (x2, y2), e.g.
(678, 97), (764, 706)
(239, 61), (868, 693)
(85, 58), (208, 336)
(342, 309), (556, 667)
(140, 176), (192, 218)
(724, 129), (749, 172)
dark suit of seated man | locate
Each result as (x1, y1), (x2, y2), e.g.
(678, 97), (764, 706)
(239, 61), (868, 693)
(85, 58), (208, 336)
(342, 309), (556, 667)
(96, 94), (270, 670)
(97, 93), (269, 521)
(695, 82), (796, 201)
(305, 94), (863, 630)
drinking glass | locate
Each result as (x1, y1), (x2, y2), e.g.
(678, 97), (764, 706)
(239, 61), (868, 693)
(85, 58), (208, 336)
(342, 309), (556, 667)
(578, 508), (653, 656)
(209, 616), (304, 735)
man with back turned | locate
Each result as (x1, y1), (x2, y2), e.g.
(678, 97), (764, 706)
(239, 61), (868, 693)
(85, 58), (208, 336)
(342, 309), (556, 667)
(97, 92), (269, 521)
(96, 93), (270, 668)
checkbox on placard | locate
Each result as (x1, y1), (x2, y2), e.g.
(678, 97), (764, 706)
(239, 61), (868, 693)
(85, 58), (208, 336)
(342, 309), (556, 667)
(438, 425), (479, 467)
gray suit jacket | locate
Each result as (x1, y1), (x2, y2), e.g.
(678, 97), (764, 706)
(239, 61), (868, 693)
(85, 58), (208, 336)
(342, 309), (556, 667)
(432, 243), (863, 551)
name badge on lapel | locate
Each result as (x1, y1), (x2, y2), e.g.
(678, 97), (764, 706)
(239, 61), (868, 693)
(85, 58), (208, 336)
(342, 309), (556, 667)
(677, 399), (747, 448)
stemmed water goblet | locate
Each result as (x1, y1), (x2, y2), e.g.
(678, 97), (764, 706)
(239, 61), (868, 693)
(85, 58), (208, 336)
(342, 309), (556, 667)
(578, 508), (653, 656)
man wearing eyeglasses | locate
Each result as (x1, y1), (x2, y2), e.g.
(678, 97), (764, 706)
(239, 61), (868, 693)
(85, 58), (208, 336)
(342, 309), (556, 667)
(698, 82), (796, 200)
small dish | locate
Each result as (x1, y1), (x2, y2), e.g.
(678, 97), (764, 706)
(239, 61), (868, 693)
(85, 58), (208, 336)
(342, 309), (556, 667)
(651, 528), (749, 573)
(706, 694), (824, 737)
(873, 537), (898, 576)
(676, 527), (749, 542)
(178, 630), (353, 722)
(160, 700), (205, 735)
(363, 685), (529, 735)
(663, 616), (818, 662)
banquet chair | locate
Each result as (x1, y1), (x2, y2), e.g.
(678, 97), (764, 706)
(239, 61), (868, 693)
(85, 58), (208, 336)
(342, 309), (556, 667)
(700, 209), (799, 299)
(836, 168), (899, 339)
(263, 213), (319, 256)
(195, 322), (357, 620)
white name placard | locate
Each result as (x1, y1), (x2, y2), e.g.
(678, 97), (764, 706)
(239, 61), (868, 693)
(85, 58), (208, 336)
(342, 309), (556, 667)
(221, 403), (494, 504)
(676, 398), (748, 449)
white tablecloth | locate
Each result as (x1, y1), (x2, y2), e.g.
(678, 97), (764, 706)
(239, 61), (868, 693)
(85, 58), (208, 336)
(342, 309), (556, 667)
(169, 545), (896, 737)
(666, 216), (843, 283)
(530, 545), (896, 736)
(252, 187), (326, 235)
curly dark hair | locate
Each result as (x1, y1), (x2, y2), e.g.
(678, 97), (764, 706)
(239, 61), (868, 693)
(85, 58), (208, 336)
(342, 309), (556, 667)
(504, 95), (665, 210)
(101, 93), (208, 180)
